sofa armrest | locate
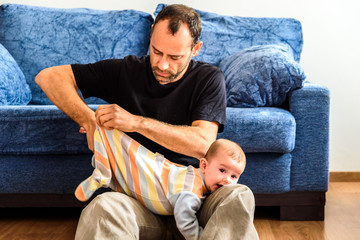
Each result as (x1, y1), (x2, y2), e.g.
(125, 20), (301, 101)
(288, 81), (330, 191)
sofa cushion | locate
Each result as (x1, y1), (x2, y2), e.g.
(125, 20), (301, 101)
(0, 4), (153, 105)
(154, 4), (303, 66)
(0, 105), (295, 155)
(220, 45), (306, 107)
(0, 154), (94, 193)
(239, 153), (291, 193)
(0, 44), (31, 105)
(0, 105), (97, 154)
(218, 107), (296, 153)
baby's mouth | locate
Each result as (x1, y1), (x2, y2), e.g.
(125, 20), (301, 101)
(216, 184), (223, 189)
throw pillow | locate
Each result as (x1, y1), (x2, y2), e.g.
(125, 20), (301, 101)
(0, 43), (31, 105)
(219, 44), (306, 108)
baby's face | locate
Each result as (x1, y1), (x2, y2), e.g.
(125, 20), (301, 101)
(201, 150), (245, 192)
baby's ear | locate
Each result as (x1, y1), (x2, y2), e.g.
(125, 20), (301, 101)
(199, 158), (207, 173)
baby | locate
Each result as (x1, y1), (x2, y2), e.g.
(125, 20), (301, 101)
(75, 125), (246, 240)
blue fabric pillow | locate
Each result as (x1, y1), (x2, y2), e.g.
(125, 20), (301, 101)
(219, 45), (306, 108)
(0, 4), (153, 105)
(154, 4), (303, 66)
(0, 44), (31, 105)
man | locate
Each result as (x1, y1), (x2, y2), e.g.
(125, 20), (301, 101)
(35, 4), (259, 240)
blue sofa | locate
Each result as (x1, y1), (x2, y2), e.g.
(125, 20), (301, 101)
(0, 4), (329, 220)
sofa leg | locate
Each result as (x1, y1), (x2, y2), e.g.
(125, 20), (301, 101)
(280, 205), (324, 220)
(255, 191), (326, 221)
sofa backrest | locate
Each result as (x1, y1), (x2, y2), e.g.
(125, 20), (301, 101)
(0, 4), (153, 105)
(155, 4), (303, 66)
(0, 3), (304, 106)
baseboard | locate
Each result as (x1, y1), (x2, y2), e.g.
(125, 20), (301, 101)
(330, 172), (360, 182)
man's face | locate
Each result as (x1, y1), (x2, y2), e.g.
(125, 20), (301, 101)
(149, 19), (201, 84)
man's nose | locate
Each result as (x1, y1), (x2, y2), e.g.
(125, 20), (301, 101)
(157, 56), (169, 70)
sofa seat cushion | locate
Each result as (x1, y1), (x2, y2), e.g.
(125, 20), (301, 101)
(239, 153), (291, 193)
(0, 4), (153, 105)
(218, 107), (296, 153)
(0, 105), (100, 154)
(0, 154), (94, 193)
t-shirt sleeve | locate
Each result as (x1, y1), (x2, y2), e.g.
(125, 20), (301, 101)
(71, 59), (122, 103)
(192, 68), (226, 132)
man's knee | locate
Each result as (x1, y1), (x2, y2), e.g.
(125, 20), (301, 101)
(199, 184), (255, 224)
(222, 184), (255, 205)
(206, 184), (255, 205)
(225, 184), (256, 214)
(83, 192), (137, 217)
(77, 192), (140, 240)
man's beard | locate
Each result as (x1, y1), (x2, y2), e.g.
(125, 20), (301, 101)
(152, 67), (183, 84)
(151, 57), (191, 84)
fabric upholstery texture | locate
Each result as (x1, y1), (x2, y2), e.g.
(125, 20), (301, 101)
(240, 153), (291, 193)
(0, 106), (295, 155)
(219, 45), (306, 107)
(288, 82), (330, 191)
(0, 43), (31, 105)
(217, 107), (296, 153)
(0, 154), (93, 193)
(154, 4), (303, 66)
(0, 105), (98, 154)
(0, 4), (153, 104)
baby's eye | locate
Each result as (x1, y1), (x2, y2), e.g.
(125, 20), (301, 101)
(231, 175), (238, 179)
(219, 169), (225, 173)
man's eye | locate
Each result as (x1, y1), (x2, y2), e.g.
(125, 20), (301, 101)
(171, 56), (181, 60)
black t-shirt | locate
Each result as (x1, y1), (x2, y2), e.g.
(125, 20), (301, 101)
(72, 55), (226, 166)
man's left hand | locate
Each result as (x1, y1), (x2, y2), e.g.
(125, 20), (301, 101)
(95, 104), (140, 132)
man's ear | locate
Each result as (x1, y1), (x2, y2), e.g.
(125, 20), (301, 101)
(192, 41), (203, 57)
(199, 158), (207, 174)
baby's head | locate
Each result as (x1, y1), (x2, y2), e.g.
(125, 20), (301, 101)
(200, 139), (246, 192)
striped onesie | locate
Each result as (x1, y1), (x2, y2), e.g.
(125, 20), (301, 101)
(75, 125), (209, 240)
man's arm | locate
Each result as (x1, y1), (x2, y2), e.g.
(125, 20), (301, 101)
(35, 65), (96, 151)
(95, 104), (218, 159)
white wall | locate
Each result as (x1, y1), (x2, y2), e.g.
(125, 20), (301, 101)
(1, 0), (359, 171)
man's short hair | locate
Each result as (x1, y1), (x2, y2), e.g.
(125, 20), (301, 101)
(154, 4), (202, 48)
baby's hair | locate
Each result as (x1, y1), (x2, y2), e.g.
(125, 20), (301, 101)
(205, 139), (246, 164)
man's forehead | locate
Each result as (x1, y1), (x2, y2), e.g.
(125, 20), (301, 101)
(151, 26), (193, 55)
(151, 20), (192, 43)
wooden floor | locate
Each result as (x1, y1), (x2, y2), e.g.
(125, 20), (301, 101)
(0, 182), (359, 240)
(255, 182), (360, 239)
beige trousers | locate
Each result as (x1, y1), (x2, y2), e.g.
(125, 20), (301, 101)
(75, 184), (259, 240)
